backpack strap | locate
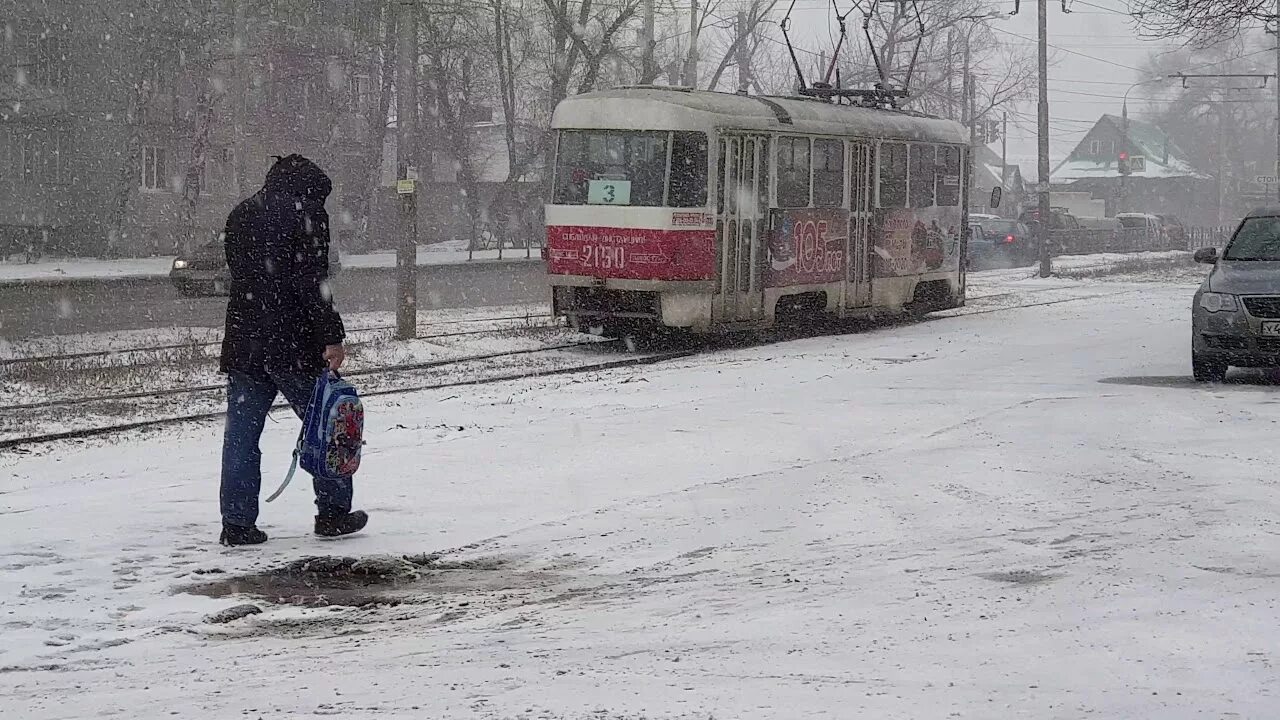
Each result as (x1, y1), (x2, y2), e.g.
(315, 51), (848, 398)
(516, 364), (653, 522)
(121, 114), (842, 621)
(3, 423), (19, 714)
(265, 402), (309, 503)
(265, 448), (299, 503)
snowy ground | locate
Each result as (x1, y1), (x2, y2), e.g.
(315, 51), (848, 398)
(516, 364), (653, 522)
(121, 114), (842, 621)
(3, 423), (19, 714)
(4, 260), (1277, 719)
(0, 245), (536, 284)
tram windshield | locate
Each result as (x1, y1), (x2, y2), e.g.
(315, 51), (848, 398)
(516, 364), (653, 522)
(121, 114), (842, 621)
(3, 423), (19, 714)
(553, 130), (708, 208)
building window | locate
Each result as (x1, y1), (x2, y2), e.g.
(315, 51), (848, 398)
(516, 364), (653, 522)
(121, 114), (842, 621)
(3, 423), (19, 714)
(1088, 139), (1116, 157)
(16, 128), (71, 185)
(142, 146), (169, 191)
(22, 34), (70, 88)
(194, 148), (236, 196)
(0, 128), (11, 180)
(348, 74), (370, 114)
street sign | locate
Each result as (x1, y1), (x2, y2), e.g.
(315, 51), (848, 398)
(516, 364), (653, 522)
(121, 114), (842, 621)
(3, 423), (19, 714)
(396, 179), (416, 195)
(1129, 156), (1146, 173)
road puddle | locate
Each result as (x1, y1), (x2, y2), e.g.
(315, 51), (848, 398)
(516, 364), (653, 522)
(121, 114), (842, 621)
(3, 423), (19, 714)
(180, 553), (525, 608)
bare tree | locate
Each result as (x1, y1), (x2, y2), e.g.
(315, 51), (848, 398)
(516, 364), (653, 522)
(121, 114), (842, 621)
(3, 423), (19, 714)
(1129, 0), (1275, 43)
(704, 0), (780, 92)
(419, 3), (491, 248)
(1135, 36), (1274, 218)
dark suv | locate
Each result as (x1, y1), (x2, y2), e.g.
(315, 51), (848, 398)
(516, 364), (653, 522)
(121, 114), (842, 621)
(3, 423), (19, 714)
(1018, 207), (1080, 231)
(170, 237), (342, 297)
(1191, 207), (1280, 380)
(970, 218), (1035, 266)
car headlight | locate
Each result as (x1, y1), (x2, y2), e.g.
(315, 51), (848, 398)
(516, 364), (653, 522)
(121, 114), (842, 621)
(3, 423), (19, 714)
(1199, 292), (1238, 313)
(172, 259), (189, 270)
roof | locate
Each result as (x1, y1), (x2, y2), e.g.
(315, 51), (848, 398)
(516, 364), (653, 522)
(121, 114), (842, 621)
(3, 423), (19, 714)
(1246, 206), (1280, 217)
(1050, 114), (1207, 183)
(552, 87), (967, 145)
(972, 145), (1024, 192)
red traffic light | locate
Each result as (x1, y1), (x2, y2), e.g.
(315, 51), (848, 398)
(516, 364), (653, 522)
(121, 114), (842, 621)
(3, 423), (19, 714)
(1118, 151), (1129, 161)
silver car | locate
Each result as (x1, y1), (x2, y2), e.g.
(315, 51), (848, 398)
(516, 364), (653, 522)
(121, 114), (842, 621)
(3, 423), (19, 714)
(1191, 209), (1280, 381)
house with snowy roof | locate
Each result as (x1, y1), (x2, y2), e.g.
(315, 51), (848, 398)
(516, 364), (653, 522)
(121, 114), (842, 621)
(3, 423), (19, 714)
(1048, 113), (1219, 225)
(970, 145), (1026, 217)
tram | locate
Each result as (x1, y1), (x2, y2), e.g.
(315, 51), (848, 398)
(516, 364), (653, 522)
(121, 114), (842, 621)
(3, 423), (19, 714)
(544, 86), (977, 335)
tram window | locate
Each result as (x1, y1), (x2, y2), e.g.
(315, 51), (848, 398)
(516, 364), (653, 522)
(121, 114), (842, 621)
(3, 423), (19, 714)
(937, 145), (961, 206)
(553, 130), (667, 206)
(849, 143), (870, 211)
(813, 138), (845, 207)
(878, 142), (907, 208)
(669, 132), (709, 207)
(777, 136), (811, 207)
(909, 145), (936, 208)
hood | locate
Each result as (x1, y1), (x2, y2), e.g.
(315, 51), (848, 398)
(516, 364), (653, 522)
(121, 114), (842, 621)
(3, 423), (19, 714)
(1209, 260), (1280, 294)
(263, 154), (332, 202)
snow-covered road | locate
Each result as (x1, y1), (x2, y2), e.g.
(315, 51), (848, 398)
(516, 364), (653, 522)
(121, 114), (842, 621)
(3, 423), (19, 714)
(3, 276), (1277, 719)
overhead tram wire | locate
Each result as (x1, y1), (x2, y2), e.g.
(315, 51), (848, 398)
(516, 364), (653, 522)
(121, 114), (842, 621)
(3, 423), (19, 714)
(1066, 0), (1134, 15)
(987, 25), (1149, 73)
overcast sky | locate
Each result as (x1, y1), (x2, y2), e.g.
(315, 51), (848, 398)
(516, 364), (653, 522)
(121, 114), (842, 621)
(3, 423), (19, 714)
(784, 0), (1211, 181)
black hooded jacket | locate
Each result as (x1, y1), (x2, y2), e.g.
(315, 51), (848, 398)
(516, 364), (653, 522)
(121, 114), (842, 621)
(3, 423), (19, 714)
(220, 154), (345, 376)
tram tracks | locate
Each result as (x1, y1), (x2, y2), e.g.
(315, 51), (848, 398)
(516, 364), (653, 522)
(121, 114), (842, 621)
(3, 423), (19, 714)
(0, 285), (1133, 451)
(0, 312), (554, 368)
(0, 339), (701, 450)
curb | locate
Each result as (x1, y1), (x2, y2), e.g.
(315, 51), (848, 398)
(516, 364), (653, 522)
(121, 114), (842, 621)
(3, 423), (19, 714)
(0, 256), (544, 290)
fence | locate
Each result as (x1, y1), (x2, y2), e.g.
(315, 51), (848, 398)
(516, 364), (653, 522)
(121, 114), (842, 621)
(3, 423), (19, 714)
(1051, 226), (1232, 256)
(1186, 226), (1231, 250)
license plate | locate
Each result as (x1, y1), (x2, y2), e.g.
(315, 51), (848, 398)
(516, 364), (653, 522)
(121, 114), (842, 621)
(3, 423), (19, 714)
(1262, 321), (1280, 337)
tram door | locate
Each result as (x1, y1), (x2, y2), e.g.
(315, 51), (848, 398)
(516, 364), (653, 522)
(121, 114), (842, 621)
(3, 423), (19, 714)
(846, 141), (873, 308)
(715, 134), (769, 323)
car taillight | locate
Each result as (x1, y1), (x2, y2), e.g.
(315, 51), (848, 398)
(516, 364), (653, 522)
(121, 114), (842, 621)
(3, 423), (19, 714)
(1003, 234), (1015, 244)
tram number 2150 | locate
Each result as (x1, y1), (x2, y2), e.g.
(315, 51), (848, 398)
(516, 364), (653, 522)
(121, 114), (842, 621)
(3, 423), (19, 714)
(581, 245), (626, 269)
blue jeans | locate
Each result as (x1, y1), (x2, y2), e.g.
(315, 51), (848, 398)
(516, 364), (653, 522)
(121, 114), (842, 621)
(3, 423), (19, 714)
(220, 369), (354, 527)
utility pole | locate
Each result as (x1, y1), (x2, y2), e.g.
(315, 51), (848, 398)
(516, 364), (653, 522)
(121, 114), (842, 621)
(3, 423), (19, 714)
(231, 0), (247, 195)
(964, 39), (976, 210)
(1275, 0), (1280, 201)
(1036, 0), (1052, 277)
(682, 0), (700, 87)
(641, 0), (656, 83)
(395, 0), (418, 340)
(1001, 111), (1008, 177)
(735, 11), (751, 93)
(1120, 99), (1129, 214)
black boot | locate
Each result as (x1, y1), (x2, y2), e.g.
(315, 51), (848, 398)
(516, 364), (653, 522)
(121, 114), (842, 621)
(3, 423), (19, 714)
(315, 510), (368, 538)
(220, 523), (268, 546)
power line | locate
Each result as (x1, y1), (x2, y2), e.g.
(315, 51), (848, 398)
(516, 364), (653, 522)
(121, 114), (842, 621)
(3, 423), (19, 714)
(988, 24), (1148, 73)
(1067, 0), (1133, 15)
(1054, 87), (1274, 102)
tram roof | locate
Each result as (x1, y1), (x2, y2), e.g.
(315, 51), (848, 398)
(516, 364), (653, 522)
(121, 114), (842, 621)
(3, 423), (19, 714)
(553, 87), (967, 145)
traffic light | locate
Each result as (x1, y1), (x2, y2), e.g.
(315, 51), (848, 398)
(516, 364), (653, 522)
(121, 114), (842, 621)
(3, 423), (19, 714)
(1118, 150), (1131, 175)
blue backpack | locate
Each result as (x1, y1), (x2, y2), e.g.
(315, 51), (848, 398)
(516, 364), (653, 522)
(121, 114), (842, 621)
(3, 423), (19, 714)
(266, 371), (364, 503)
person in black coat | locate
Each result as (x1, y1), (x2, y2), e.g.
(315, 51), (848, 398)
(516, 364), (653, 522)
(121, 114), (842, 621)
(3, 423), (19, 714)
(218, 154), (367, 546)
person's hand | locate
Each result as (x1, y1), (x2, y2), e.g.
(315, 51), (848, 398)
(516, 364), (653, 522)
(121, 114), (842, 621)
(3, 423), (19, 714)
(323, 343), (346, 372)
